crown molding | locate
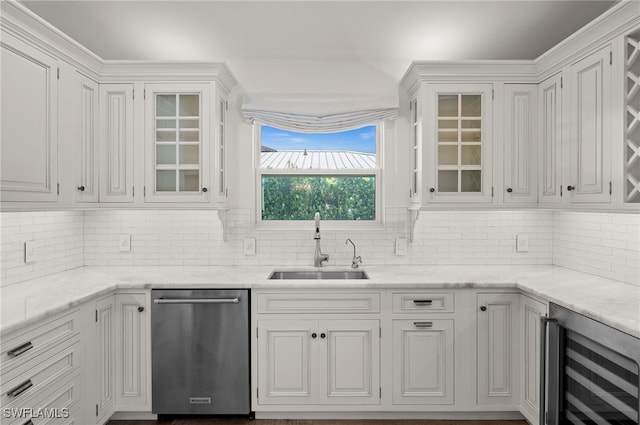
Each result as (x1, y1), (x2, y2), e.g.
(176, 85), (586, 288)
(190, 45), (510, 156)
(400, 61), (537, 94)
(535, 0), (640, 78)
(100, 61), (238, 93)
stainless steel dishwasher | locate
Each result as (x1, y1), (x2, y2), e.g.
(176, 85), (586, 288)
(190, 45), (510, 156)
(151, 289), (251, 416)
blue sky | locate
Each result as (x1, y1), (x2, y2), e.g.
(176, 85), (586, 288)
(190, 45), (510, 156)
(261, 125), (376, 154)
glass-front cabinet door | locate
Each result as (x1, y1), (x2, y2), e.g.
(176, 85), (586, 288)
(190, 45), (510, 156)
(425, 83), (493, 203)
(145, 83), (210, 203)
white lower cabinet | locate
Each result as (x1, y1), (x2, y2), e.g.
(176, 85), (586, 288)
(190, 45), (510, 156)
(114, 292), (150, 411)
(476, 292), (520, 407)
(91, 295), (116, 424)
(85, 291), (150, 424)
(0, 309), (82, 425)
(391, 319), (454, 405)
(519, 295), (548, 425)
(257, 319), (380, 406)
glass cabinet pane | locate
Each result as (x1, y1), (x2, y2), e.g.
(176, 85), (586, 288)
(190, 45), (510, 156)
(179, 170), (199, 191)
(156, 145), (176, 165)
(179, 94), (199, 116)
(153, 91), (202, 195)
(461, 95), (481, 117)
(434, 90), (485, 195)
(438, 170), (458, 192)
(461, 145), (481, 165)
(179, 145), (199, 165)
(461, 170), (481, 192)
(156, 95), (176, 117)
(438, 145), (458, 165)
(438, 95), (458, 117)
(156, 170), (176, 191)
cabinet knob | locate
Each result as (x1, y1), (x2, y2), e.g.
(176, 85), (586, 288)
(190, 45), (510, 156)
(202, 187), (208, 193)
(77, 186), (85, 192)
(311, 333), (317, 339)
(138, 306), (144, 312)
(567, 185), (575, 191)
(320, 333), (326, 339)
(506, 188), (513, 193)
(429, 187), (435, 193)
(480, 306), (487, 312)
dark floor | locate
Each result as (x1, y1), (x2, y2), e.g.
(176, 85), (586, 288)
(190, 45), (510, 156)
(108, 419), (529, 425)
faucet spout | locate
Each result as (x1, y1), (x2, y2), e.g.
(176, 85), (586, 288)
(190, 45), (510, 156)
(313, 212), (328, 267)
(345, 238), (362, 269)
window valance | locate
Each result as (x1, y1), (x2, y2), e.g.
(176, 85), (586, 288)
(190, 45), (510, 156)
(241, 93), (398, 132)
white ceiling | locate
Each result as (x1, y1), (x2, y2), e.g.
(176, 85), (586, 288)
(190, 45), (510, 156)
(19, 0), (617, 78)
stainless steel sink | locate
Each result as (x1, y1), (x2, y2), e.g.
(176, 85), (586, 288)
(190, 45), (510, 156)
(268, 270), (369, 280)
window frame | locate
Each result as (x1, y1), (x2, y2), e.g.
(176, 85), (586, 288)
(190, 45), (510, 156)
(254, 123), (384, 229)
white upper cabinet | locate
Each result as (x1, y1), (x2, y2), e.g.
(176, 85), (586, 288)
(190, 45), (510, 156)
(425, 83), (494, 203)
(75, 73), (99, 203)
(99, 84), (135, 203)
(503, 84), (538, 205)
(216, 96), (229, 203)
(0, 32), (58, 203)
(568, 45), (612, 203)
(538, 73), (564, 205)
(144, 83), (211, 203)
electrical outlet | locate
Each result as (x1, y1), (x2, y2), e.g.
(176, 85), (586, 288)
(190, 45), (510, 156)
(119, 234), (131, 252)
(395, 237), (407, 256)
(516, 233), (529, 252)
(244, 238), (256, 255)
(24, 241), (36, 263)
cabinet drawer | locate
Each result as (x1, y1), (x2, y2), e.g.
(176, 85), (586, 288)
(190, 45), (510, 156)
(1, 310), (80, 375)
(257, 292), (380, 314)
(392, 292), (454, 313)
(1, 340), (80, 409)
(5, 374), (82, 425)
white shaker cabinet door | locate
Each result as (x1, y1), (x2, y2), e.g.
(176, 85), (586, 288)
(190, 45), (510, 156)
(1, 32), (58, 202)
(75, 73), (99, 203)
(257, 320), (318, 405)
(503, 84), (538, 204)
(477, 293), (520, 407)
(99, 84), (135, 203)
(319, 320), (380, 405)
(392, 319), (454, 405)
(568, 45), (612, 203)
(94, 296), (116, 423)
(115, 292), (149, 410)
(519, 295), (547, 425)
(538, 73), (564, 205)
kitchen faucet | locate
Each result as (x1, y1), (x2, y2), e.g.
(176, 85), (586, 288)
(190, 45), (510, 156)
(313, 212), (329, 267)
(345, 238), (362, 268)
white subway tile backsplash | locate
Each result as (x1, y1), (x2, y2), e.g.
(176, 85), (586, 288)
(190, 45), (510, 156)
(1, 211), (84, 287)
(1, 209), (637, 286)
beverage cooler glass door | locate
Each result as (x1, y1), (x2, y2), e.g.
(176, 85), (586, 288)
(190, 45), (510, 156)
(543, 303), (640, 425)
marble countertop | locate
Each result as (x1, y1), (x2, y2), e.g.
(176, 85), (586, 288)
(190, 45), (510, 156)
(1, 265), (638, 338)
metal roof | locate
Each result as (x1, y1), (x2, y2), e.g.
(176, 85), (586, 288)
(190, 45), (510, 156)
(261, 150), (375, 170)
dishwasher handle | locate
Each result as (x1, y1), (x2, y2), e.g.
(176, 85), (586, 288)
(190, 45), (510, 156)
(154, 297), (240, 305)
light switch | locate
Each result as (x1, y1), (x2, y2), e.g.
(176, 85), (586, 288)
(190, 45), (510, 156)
(516, 233), (529, 252)
(244, 238), (256, 255)
(119, 234), (131, 252)
(24, 241), (36, 263)
(395, 237), (407, 256)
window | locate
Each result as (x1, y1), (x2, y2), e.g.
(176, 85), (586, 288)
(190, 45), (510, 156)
(257, 125), (380, 222)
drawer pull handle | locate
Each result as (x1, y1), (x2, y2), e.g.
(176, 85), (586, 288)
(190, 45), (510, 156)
(7, 379), (33, 398)
(8, 341), (34, 357)
(413, 300), (433, 305)
(413, 321), (433, 328)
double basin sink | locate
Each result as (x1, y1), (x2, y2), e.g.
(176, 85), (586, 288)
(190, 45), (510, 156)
(268, 270), (369, 280)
